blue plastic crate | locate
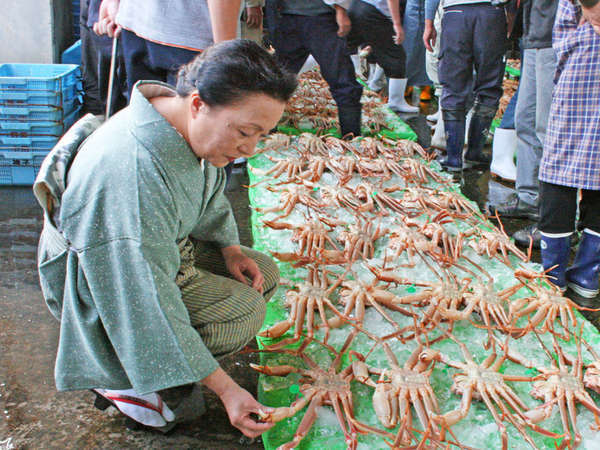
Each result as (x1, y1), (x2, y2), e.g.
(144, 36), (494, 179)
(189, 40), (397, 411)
(0, 64), (80, 94)
(0, 82), (80, 106)
(0, 134), (58, 148)
(0, 96), (80, 121)
(0, 154), (46, 186)
(62, 40), (81, 65)
(0, 146), (51, 161)
(0, 146), (53, 161)
(0, 107), (80, 136)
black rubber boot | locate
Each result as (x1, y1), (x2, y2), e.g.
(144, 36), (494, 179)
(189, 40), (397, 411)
(438, 109), (466, 172)
(465, 103), (494, 168)
(338, 106), (362, 138)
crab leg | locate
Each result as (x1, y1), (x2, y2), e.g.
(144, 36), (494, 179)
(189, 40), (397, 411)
(279, 392), (327, 450)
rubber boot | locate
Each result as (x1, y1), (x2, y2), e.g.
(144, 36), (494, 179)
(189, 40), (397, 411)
(427, 108), (441, 123)
(387, 78), (419, 113)
(430, 116), (446, 150)
(540, 233), (571, 291)
(367, 64), (386, 91)
(464, 103), (494, 168)
(490, 128), (517, 182)
(427, 87), (442, 122)
(438, 111), (465, 172)
(299, 55), (318, 74)
(566, 229), (600, 298)
(350, 54), (361, 77)
(338, 106), (362, 138)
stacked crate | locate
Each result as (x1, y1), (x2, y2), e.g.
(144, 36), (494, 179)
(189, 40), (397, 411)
(0, 64), (82, 185)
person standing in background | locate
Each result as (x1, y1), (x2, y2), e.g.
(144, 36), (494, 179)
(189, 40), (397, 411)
(94, 0), (242, 97)
(242, 0), (265, 43)
(488, 0), (559, 251)
(403, 0), (433, 102)
(537, 0), (600, 304)
(80, 0), (127, 116)
(266, 0), (364, 137)
(346, 0), (422, 114)
(423, 0), (508, 172)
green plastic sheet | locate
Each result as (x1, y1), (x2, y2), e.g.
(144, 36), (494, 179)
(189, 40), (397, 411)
(248, 136), (600, 450)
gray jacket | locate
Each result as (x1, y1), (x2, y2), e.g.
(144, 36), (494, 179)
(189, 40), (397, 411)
(521, 0), (559, 49)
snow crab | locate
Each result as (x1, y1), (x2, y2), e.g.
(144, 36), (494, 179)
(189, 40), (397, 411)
(462, 214), (530, 266)
(264, 216), (340, 263)
(351, 342), (443, 446)
(257, 266), (347, 349)
(421, 334), (562, 450)
(255, 183), (324, 219)
(335, 218), (388, 262)
(252, 334), (392, 450)
(524, 331), (600, 449)
(510, 268), (592, 341)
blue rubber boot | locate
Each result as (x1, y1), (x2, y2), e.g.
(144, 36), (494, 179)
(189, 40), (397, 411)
(566, 230), (600, 298)
(540, 234), (571, 291)
(439, 117), (465, 172)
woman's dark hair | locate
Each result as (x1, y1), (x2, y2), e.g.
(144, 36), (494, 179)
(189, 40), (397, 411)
(176, 39), (297, 106)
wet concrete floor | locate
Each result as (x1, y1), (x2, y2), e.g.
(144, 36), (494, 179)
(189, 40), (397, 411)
(1, 110), (599, 449)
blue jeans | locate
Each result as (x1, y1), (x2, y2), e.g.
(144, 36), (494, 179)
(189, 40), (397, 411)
(403, 0), (432, 86)
(515, 47), (557, 207)
(498, 86), (519, 129)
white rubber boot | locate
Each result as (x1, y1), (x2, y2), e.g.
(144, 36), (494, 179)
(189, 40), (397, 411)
(299, 55), (318, 74)
(490, 128), (517, 182)
(350, 54), (361, 77)
(367, 64), (386, 91)
(427, 108), (441, 123)
(387, 78), (419, 113)
(427, 87), (442, 122)
(431, 116), (446, 150)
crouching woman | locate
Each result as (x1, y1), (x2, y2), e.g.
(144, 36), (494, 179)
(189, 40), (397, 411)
(34, 39), (297, 437)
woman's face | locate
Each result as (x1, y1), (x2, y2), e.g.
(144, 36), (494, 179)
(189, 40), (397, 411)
(186, 92), (285, 167)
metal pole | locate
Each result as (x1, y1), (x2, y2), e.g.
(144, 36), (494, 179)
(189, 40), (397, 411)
(105, 35), (118, 120)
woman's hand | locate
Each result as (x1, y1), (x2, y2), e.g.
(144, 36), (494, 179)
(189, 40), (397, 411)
(203, 368), (275, 438)
(222, 246), (264, 293)
(220, 385), (275, 438)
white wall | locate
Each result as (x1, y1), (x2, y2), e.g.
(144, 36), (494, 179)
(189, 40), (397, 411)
(1, 0), (74, 63)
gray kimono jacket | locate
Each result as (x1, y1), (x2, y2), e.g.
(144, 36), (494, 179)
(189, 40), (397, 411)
(35, 82), (239, 394)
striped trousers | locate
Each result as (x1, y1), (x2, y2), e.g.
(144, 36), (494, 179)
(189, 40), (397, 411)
(176, 238), (279, 359)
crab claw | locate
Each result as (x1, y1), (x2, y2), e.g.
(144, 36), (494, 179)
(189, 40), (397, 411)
(257, 320), (293, 339)
(249, 363), (298, 377)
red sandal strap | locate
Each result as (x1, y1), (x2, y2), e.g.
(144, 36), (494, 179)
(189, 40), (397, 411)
(97, 390), (164, 415)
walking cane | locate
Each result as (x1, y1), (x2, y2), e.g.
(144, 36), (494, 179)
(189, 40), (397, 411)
(105, 35), (118, 120)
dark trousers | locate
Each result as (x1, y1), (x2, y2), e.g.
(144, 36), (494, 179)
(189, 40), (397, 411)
(120, 29), (200, 98)
(268, 13), (362, 109)
(347, 0), (406, 79)
(539, 181), (600, 234)
(439, 4), (507, 115)
(80, 2), (127, 115)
